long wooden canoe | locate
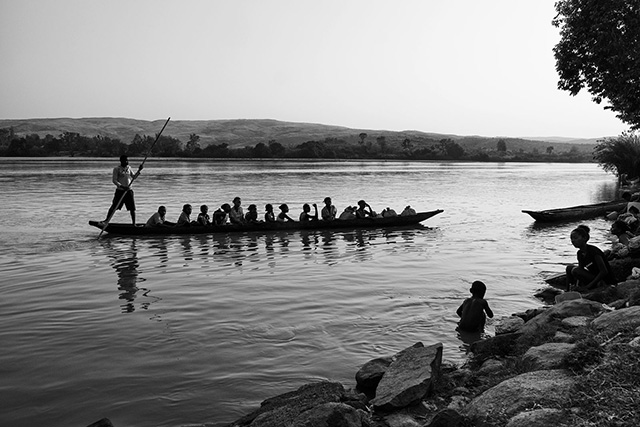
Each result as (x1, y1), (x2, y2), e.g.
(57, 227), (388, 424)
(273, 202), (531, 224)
(522, 200), (627, 223)
(89, 209), (443, 236)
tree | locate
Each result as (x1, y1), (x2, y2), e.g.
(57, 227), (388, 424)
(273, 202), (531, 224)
(553, 0), (640, 129)
(358, 133), (367, 145)
(438, 138), (465, 159)
(496, 139), (507, 152)
(185, 134), (201, 155)
(402, 138), (414, 155)
(593, 131), (640, 180)
(376, 136), (387, 153)
(546, 146), (555, 155)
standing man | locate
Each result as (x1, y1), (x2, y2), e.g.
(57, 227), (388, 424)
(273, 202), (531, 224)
(104, 155), (143, 225)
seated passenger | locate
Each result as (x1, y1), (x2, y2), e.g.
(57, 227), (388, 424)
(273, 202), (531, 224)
(213, 203), (231, 225)
(401, 205), (417, 216)
(145, 205), (172, 227)
(177, 204), (196, 226)
(229, 196), (245, 224)
(339, 206), (357, 220)
(197, 204), (211, 226)
(299, 203), (318, 222)
(264, 203), (276, 222)
(321, 197), (337, 221)
(355, 200), (375, 219)
(245, 204), (259, 223)
(277, 204), (295, 222)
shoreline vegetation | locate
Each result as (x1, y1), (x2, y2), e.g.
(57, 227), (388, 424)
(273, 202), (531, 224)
(0, 118), (600, 162)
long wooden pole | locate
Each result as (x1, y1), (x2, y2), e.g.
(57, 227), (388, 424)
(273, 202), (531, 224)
(98, 117), (171, 238)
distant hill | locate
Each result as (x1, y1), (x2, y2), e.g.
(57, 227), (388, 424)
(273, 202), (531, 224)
(0, 117), (606, 153)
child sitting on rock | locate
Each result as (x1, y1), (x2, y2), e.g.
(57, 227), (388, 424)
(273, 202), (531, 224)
(456, 281), (494, 333)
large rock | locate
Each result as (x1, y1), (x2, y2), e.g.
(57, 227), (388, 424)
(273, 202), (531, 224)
(291, 402), (369, 427)
(505, 408), (566, 427)
(355, 342), (424, 394)
(522, 342), (576, 371)
(227, 381), (346, 427)
(371, 343), (443, 411)
(465, 369), (574, 421)
(494, 316), (525, 335)
(592, 306), (640, 334)
(519, 299), (603, 336)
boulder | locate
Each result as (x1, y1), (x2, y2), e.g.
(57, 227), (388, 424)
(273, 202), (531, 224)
(469, 332), (523, 357)
(522, 342), (576, 370)
(425, 408), (467, 427)
(614, 279), (640, 299)
(494, 316), (525, 335)
(554, 291), (581, 304)
(592, 306), (640, 333)
(355, 342), (424, 394)
(505, 408), (566, 427)
(519, 300), (603, 336)
(477, 358), (504, 376)
(87, 419), (114, 427)
(228, 381), (346, 426)
(465, 369), (574, 421)
(292, 402), (369, 427)
(561, 316), (590, 328)
(553, 331), (575, 343)
(371, 343), (443, 411)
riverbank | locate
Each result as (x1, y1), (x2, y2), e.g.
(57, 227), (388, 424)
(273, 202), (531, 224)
(218, 257), (640, 427)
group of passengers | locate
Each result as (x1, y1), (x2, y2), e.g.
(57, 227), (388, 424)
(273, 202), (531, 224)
(604, 192), (640, 259)
(145, 196), (419, 228)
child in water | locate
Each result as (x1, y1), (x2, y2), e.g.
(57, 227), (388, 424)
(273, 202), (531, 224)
(456, 281), (494, 333)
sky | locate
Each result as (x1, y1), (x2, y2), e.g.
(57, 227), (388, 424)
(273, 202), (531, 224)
(0, 0), (628, 138)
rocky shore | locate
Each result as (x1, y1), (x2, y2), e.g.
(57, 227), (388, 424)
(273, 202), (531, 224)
(88, 258), (640, 427)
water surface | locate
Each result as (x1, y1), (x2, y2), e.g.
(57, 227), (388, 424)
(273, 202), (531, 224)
(0, 159), (619, 426)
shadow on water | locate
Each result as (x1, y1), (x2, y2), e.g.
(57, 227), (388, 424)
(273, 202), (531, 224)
(101, 239), (150, 313)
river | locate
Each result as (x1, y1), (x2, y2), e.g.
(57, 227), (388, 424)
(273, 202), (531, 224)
(0, 159), (620, 426)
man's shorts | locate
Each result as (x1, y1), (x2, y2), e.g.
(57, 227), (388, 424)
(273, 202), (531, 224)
(112, 188), (135, 211)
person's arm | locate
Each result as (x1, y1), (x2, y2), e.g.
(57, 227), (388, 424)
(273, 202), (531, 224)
(312, 204), (318, 220)
(456, 302), (465, 317)
(133, 164), (143, 179)
(112, 167), (119, 187)
(484, 301), (494, 318)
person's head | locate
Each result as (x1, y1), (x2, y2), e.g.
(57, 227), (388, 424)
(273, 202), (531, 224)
(324, 197), (332, 206)
(183, 204), (192, 214)
(357, 200), (366, 208)
(248, 204), (257, 211)
(470, 280), (487, 298)
(302, 203), (310, 212)
(158, 205), (166, 216)
(221, 203), (231, 213)
(265, 203), (273, 212)
(611, 220), (630, 236)
(200, 204), (208, 213)
(233, 197), (241, 207)
(570, 225), (590, 248)
(119, 154), (129, 166)
(279, 203), (289, 212)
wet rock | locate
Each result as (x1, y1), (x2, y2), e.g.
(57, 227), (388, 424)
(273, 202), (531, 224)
(534, 287), (562, 304)
(519, 300), (603, 336)
(371, 343), (443, 411)
(592, 305), (640, 333)
(227, 381), (345, 426)
(355, 343), (424, 394)
(292, 402), (370, 427)
(470, 332), (522, 357)
(522, 342), (576, 370)
(554, 291), (581, 304)
(513, 307), (547, 322)
(465, 369), (574, 421)
(494, 316), (524, 335)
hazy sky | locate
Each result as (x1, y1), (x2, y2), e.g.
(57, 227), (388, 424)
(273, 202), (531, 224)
(0, 0), (627, 138)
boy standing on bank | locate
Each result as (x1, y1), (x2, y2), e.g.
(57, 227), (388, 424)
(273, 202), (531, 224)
(456, 281), (494, 333)
(104, 155), (142, 225)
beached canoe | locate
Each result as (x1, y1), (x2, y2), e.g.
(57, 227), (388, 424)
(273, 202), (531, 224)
(522, 200), (628, 223)
(89, 209), (444, 236)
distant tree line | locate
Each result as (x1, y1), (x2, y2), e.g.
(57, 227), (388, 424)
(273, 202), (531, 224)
(0, 127), (594, 163)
